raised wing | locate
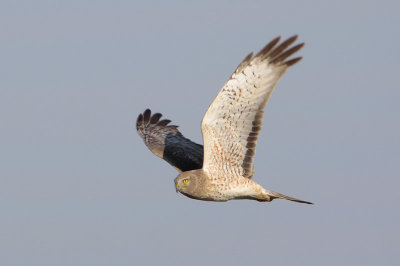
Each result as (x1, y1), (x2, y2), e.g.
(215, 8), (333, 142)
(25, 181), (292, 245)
(201, 35), (304, 178)
(136, 109), (203, 172)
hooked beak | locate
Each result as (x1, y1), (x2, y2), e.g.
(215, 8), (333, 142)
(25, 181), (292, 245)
(175, 181), (180, 193)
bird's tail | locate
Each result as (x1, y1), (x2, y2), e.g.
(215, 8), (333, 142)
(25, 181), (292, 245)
(263, 188), (313, 204)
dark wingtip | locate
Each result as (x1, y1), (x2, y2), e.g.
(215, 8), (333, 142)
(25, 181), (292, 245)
(253, 35), (304, 67)
(282, 35), (299, 47)
(271, 42), (305, 65)
(137, 109), (176, 129)
(157, 119), (172, 126)
(255, 35), (281, 58)
(285, 57), (303, 67)
(143, 109), (151, 123)
(150, 113), (163, 124)
(268, 35), (299, 59)
(136, 113), (144, 130)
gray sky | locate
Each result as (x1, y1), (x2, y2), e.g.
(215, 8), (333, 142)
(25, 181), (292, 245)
(1, 0), (399, 265)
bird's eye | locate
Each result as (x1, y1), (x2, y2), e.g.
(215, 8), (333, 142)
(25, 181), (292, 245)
(183, 179), (189, 184)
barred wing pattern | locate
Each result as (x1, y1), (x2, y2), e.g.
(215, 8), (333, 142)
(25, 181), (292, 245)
(201, 36), (304, 178)
(137, 109), (203, 172)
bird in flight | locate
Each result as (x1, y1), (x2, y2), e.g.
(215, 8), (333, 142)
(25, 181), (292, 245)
(137, 35), (312, 204)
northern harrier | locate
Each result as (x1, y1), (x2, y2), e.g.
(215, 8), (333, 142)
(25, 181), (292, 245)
(137, 35), (312, 204)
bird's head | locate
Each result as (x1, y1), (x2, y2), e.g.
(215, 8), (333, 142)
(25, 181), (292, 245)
(174, 170), (202, 197)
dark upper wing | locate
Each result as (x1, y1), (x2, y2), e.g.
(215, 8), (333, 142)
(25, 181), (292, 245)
(136, 109), (203, 172)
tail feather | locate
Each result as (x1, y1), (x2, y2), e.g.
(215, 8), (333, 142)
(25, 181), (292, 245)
(264, 189), (313, 204)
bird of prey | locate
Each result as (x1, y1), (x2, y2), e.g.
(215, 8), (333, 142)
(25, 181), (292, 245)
(137, 35), (312, 204)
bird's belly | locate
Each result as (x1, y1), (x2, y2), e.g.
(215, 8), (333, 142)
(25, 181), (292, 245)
(206, 178), (260, 201)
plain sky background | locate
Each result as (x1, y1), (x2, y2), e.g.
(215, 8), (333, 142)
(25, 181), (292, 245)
(1, 0), (399, 265)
